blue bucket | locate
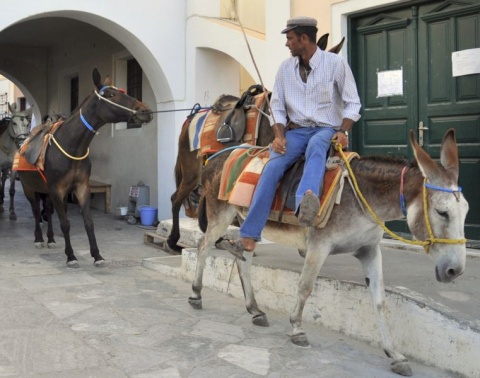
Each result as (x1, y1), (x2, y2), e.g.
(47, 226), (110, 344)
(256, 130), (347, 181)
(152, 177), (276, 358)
(139, 206), (157, 226)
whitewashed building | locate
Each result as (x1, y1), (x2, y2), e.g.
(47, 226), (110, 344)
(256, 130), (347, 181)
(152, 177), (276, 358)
(1, 0), (479, 240)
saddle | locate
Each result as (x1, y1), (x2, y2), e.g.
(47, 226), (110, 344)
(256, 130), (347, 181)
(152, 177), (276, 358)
(219, 147), (359, 228)
(215, 84), (264, 146)
(18, 120), (64, 170)
(188, 85), (268, 156)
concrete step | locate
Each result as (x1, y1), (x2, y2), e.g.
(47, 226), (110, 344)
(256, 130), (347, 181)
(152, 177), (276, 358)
(142, 218), (480, 377)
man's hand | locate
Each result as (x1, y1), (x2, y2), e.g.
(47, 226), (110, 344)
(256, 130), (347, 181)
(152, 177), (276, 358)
(272, 136), (287, 154)
(332, 131), (349, 149)
(271, 123), (287, 154)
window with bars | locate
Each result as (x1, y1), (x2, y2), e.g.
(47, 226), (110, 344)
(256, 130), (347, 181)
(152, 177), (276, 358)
(127, 59), (143, 129)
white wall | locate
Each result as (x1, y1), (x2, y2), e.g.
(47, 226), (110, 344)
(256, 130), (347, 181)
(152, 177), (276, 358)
(2, 0), (357, 222)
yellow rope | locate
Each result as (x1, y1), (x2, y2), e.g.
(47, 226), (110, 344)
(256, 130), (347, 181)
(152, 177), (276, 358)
(333, 143), (466, 253)
(247, 145), (270, 157)
(50, 135), (90, 161)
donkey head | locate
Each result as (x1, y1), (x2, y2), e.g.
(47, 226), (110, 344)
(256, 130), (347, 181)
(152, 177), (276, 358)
(92, 68), (152, 126)
(7, 103), (33, 148)
(407, 128), (468, 282)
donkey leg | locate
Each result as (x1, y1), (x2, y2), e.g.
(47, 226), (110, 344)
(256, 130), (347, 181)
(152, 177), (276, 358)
(235, 252), (269, 326)
(355, 245), (412, 376)
(0, 169), (6, 213)
(188, 203), (237, 309)
(24, 188), (45, 248)
(51, 193), (79, 268)
(290, 233), (330, 347)
(168, 180), (197, 251)
(43, 196), (56, 248)
(75, 184), (106, 267)
(8, 171), (17, 221)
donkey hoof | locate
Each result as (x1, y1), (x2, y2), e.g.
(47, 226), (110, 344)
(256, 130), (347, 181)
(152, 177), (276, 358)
(188, 297), (202, 310)
(252, 314), (269, 327)
(291, 332), (310, 347)
(94, 259), (107, 267)
(47, 242), (57, 249)
(391, 359), (412, 376)
(34, 242), (44, 249)
(9, 214), (17, 221)
(67, 260), (80, 268)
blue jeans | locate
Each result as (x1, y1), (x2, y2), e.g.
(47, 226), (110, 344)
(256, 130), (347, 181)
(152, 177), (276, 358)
(240, 126), (336, 240)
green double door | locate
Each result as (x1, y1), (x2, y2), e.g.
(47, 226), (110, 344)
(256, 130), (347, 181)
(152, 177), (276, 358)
(350, 0), (480, 240)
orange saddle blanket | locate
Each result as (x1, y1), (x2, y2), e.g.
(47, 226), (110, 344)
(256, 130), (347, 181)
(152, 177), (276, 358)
(218, 147), (359, 228)
(12, 120), (64, 182)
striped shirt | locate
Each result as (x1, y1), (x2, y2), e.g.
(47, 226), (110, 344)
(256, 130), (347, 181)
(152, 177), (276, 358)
(270, 47), (361, 128)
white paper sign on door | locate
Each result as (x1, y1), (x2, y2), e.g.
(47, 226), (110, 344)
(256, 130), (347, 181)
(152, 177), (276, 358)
(377, 69), (403, 97)
(452, 48), (480, 77)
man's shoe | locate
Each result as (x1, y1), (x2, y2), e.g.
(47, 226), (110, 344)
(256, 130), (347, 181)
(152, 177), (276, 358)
(217, 237), (256, 261)
(217, 239), (246, 261)
(298, 191), (320, 227)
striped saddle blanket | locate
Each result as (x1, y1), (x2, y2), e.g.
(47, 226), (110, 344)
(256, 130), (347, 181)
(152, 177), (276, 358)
(218, 147), (359, 228)
(188, 91), (269, 157)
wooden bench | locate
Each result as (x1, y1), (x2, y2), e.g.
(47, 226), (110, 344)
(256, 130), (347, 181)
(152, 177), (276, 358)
(89, 180), (111, 214)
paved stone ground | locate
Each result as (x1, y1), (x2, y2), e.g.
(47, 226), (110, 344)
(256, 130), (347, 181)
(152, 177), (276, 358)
(0, 184), (460, 377)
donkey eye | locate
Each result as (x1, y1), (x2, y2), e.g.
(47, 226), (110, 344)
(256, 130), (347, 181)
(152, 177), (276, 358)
(436, 209), (449, 220)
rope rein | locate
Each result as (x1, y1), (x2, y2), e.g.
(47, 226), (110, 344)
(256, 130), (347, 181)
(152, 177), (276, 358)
(334, 143), (467, 253)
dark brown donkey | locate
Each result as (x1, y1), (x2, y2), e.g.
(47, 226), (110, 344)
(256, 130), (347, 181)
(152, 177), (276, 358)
(167, 34), (345, 251)
(15, 68), (152, 267)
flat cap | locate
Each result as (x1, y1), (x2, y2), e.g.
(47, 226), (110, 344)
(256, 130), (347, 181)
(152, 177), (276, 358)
(281, 16), (317, 34)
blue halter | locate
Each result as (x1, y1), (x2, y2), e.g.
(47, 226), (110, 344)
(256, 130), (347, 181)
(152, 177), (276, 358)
(79, 109), (96, 134)
(424, 182), (462, 193)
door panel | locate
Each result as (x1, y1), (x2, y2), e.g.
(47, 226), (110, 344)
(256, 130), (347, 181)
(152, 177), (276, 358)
(418, 2), (480, 239)
(353, 13), (414, 158)
(351, 0), (480, 240)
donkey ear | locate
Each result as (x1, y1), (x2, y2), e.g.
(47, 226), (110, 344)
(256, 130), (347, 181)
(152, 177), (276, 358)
(317, 33), (329, 50)
(409, 129), (441, 180)
(440, 128), (459, 182)
(329, 37), (345, 54)
(92, 68), (101, 88)
(104, 74), (112, 87)
(8, 102), (16, 113)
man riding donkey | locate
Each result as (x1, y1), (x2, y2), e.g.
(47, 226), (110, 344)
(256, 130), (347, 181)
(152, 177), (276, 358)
(220, 16), (362, 255)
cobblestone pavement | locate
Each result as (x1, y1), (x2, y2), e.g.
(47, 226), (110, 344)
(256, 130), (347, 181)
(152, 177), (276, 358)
(0, 184), (462, 377)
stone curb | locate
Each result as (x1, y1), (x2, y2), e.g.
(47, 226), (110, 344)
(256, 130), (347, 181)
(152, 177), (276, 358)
(144, 219), (480, 377)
